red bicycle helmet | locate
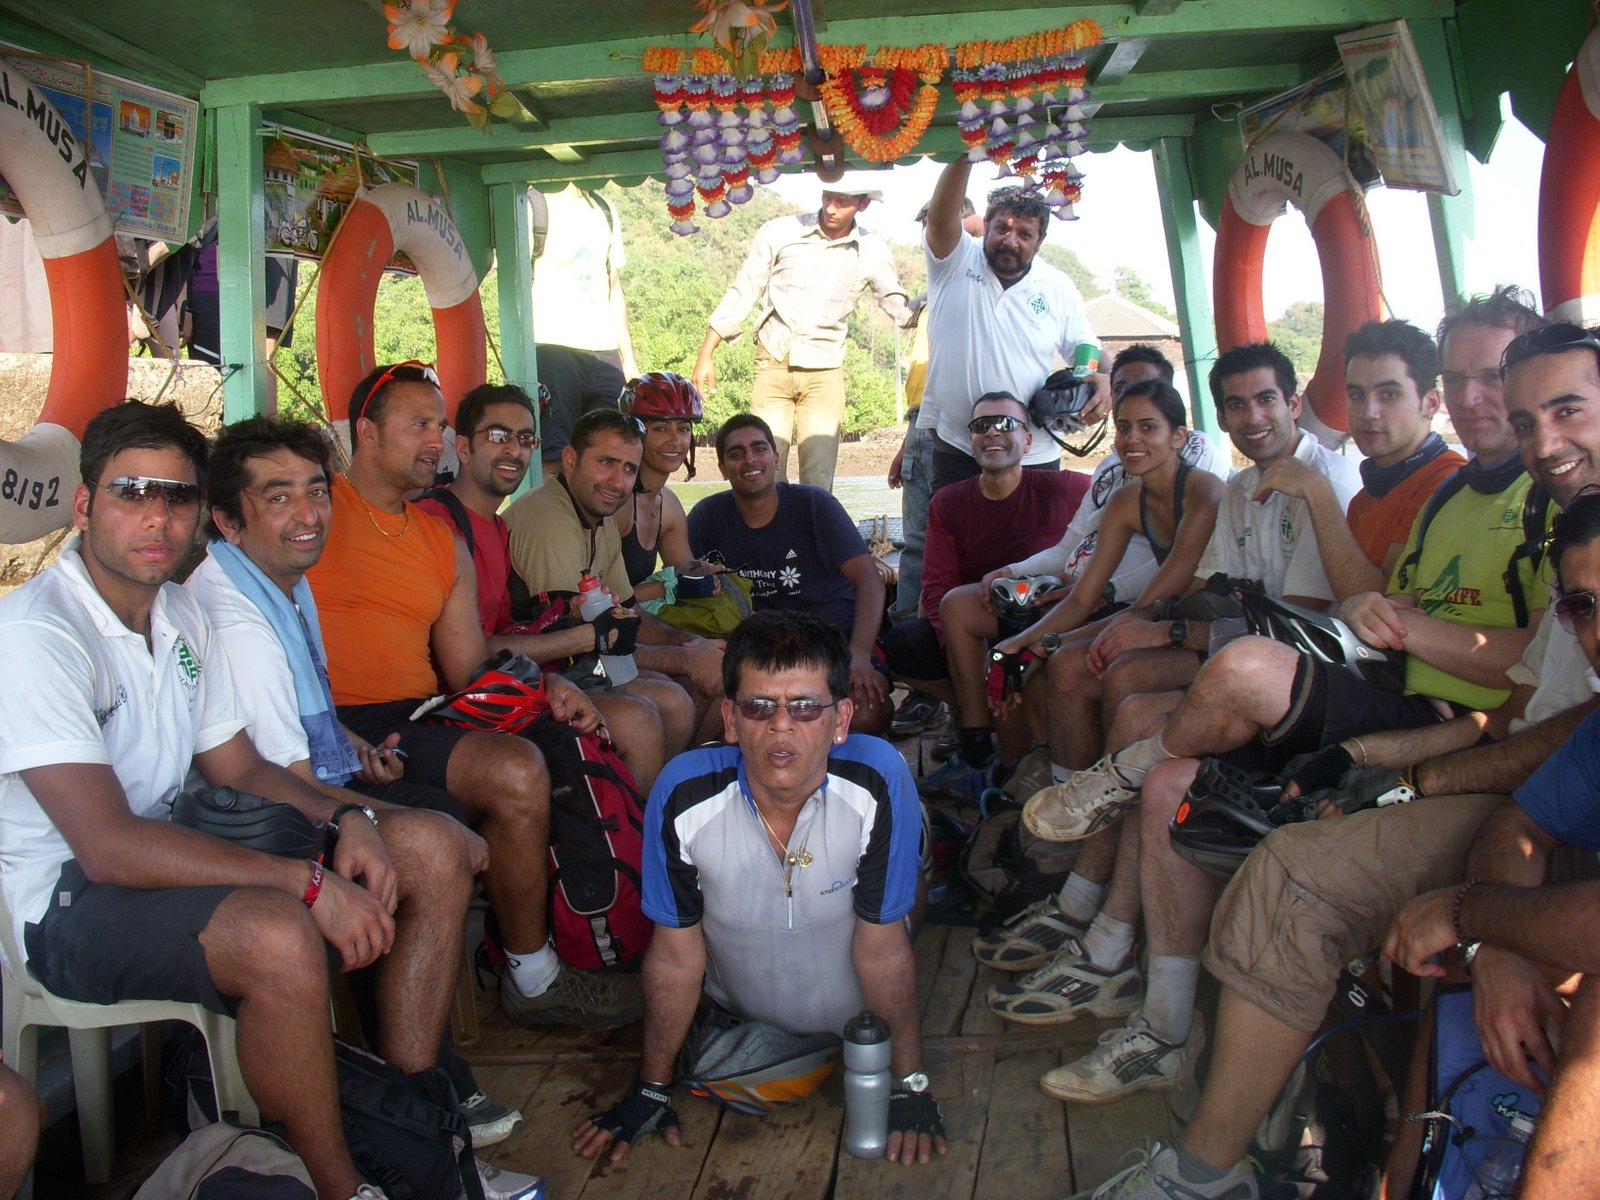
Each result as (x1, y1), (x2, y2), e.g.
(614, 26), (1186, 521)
(621, 371), (705, 478)
(412, 651), (551, 735)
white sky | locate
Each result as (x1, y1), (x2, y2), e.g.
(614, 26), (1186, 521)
(767, 102), (1546, 334)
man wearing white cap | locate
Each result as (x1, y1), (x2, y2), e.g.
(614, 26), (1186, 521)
(693, 174), (914, 489)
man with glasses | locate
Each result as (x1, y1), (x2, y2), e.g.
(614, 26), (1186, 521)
(572, 611), (944, 1167)
(0, 402), (480, 1200)
(418, 385), (679, 792)
(307, 363), (638, 1031)
(1065, 312), (1600, 1200)
(880, 390), (1089, 796)
(687, 414), (891, 732)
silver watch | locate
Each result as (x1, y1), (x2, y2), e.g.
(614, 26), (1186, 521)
(898, 1071), (930, 1093)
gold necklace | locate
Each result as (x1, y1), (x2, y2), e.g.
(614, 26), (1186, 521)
(347, 477), (410, 539)
(754, 802), (814, 870)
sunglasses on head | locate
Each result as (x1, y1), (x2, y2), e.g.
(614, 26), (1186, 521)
(1555, 588), (1600, 634)
(968, 414), (1025, 435)
(734, 697), (836, 723)
(476, 426), (540, 449)
(101, 475), (200, 508)
(353, 360), (440, 425)
(1501, 323), (1600, 378)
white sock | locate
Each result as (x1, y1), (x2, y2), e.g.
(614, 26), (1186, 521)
(1111, 731), (1173, 782)
(1083, 912), (1137, 971)
(504, 944), (560, 997)
(1142, 955), (1201, 1044)
(1055, 872), (1105, 924)
(1050, 761), (1077, 785)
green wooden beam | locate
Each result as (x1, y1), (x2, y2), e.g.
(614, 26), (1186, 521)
(1151, 135), (1220, 442)
(0, 7), (202, 93)
(487, 182), (542, 493)
(201, 1), (1452, 108)
(1136, 0), (1189, 15)
(214, 103), (269, 423)
(544, 144), (586, 164)
(477, 114), (1196, 185)
(1093, 38), (1149, 86)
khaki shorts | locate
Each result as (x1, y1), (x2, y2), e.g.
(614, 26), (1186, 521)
(1203, 793), (1506, 1031)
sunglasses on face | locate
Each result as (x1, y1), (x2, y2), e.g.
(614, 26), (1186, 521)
(968, 414), (1025, 435)
(1501, 323), (1600, 378)
(100, 475), (200, 508)
(734, 697), (836, 723)
(1554, 588), (1600, 633)
(476, 426), (540, 449)
(354, 360), (440, 425)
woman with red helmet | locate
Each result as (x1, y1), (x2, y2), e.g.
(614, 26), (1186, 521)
(616, 372), (715, 605)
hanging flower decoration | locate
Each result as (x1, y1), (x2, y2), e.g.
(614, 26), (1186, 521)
(954, 20), (1101, 218)
(384, 0), (524, 132)
(691, 0), (789, 77)
(817, 44), (948, 163)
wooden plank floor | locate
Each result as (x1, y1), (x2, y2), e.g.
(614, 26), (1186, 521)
(34, 711), (1176, 1199)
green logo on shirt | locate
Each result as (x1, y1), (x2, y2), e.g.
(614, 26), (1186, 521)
(1030, 295), (1049, 316)
(174, 638), (200, 684)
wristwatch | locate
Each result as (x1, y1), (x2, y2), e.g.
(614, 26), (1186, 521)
(1168, 618), (1189, 651)
(331, 802), (379, 834)
(897, 1071), (930, 1094)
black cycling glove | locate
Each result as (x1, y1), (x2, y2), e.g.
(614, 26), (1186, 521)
(593, 606), (641, 656)
(888, 1089), (946, 1141)
(587, 1079), (679, 1145)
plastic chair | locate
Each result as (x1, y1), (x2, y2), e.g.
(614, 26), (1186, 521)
(0, 882), (257, 1199)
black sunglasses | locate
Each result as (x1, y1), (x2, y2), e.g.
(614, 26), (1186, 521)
(1501, 323), (1600, 378)
(968, 414), (1025, 435)
(1555, 588), (1600, 634)
(733, 698), (836, 723)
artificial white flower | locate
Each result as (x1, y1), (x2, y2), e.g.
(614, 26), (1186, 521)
(385, 0), (452, 60)
(422, 51), (484, 113)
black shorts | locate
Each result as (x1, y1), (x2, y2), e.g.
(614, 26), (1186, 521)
(24, 860), (237, 1015)
(349, 776), (468, 825)
(535, 345), (625, 464)
(338, 701), (472, 791)
(879, 617), (948, 682)
(1221, 655), (1446, 775)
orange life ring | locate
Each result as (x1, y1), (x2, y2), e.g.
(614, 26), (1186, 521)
(315, 182), (486, 427)
(0, 57), (128, 542)
(1213, 131), (1383, 436)
(1538, 28), (1600, 324)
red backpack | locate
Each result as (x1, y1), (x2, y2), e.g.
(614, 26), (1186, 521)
(526, 718), (653, 971)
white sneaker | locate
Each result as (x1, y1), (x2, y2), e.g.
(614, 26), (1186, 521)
(459, 1089), (525, 1147)
(972, 896), (1089, 971)
(348, 1187), (389, 1200)
(1022, 755), (1143, 841)
(475, 1157), (546, 1200)
(1041, 1014), (1203, 1104)
(1069, 1142), (1257, 1199)
(988, 947), (1143, 1024)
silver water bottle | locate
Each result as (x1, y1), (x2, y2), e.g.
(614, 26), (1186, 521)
(842, 1010), (892, 1158)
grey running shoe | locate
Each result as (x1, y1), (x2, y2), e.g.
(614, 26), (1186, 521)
(475, 1158), (546, 1200)
(1068, 1141), (1257, 1199)
(1042, 1014), (1203, 1104)
(500, 964), (641, 1030)
(972, 897), (1089, 971)
(459, 1090), (524, 1147)
(891, 690), (948, 737)
(1022, 755), (1143, 841)
(988, 947), (1143, 1024)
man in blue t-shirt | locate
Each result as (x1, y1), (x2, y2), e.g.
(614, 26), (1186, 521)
(688, 413), (890, 732)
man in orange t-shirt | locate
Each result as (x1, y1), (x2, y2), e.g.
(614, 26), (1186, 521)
(308, 361), (638, 1030)
(1253, 318), (1463, 600)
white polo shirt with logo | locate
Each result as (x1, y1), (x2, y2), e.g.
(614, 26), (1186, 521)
(0, 540), (245, 968)
(919, 231), (1096, 466)
(1195, 432), (1362, 602)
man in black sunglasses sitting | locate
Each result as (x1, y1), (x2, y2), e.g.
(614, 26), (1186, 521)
(573, 611), (945, 1168)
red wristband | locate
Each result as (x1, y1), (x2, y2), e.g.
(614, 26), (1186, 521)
(302, 861), (324, 909)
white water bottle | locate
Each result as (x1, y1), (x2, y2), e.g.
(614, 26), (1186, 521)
(842, 1010), (891, 1158)
(1462, 1111), (1535, 1199)
(576, 573), (638, 685)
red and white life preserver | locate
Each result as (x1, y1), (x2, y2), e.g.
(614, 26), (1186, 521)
(1538, 27), (1600, 324)
(0, 57), (128, 542)
(315, 182), (486, 428)
(1213, 130), (1383, 437)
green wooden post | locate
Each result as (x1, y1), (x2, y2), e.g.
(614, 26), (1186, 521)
(213, 103), (268, 422)
(1151, 136), (1222, 443)
(1411, 18), (1476, 309)
(489, 181), (541, 492)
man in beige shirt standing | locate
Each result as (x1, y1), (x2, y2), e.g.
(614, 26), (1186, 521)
(693, 176), (913, 489)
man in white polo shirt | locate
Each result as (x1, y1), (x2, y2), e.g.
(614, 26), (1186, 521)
(919, 158), (1111, 492)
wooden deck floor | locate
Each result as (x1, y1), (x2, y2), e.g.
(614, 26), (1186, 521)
(33, 714), (1178, 1199)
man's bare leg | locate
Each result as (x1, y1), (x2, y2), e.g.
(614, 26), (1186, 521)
(0, 1062), (39, 1200)
(1522, 973), (1600, 1199)
(940, 585), (998, 731)
(614, 671), (695, 760)
(594, 691), (669, 794)
(202, 889), (363, 1200)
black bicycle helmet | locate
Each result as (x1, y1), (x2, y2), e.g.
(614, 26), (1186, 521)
(1028, 369), (1107, 457)
(1233, 586), (1399, 687)
(1167, 758), (1286, 880)
(169, 786), (326, 859)
(989, 573), (1071, 624)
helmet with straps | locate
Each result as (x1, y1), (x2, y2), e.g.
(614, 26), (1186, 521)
(1027, 369), (1107, 457)
(620, 371), (704, 478)
(413, 651), (550, 735)
(1167, 757), (1287, 880)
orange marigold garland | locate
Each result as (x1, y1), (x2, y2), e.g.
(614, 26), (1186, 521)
(817, 44), (947, 163)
